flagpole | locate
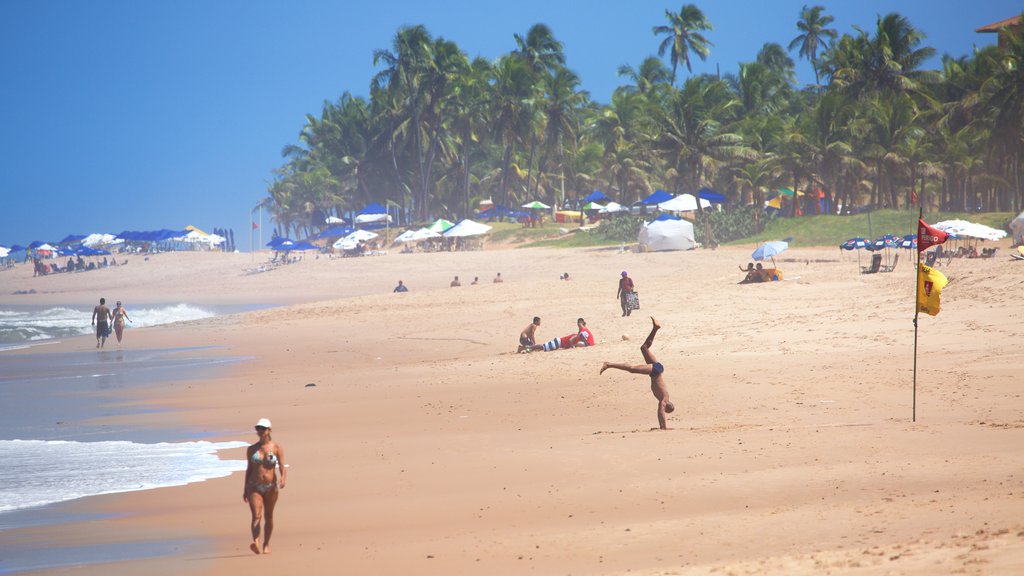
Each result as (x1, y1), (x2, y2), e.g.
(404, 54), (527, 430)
(912, 206), (923, 422)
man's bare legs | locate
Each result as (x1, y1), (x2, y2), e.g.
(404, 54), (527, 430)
(640, 316), (660, 365)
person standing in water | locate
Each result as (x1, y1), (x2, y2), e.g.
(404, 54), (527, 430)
(600, 317), (674, 430)
(111, 301), (132, 345)
(244, 418), (287, 555)
(91, 298), (112, 349)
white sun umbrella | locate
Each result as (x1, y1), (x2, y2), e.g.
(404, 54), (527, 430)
(393, 229), (417, 243)
(332, 229), (379, 250)
(325, 215), (345, 224)
(409, 227), (441, 241)
(522, 200), (551, 209)
(442, 219), (492, 237)
(81, 233), (123, 247)
(0, 246), (10, 258)
(658, 193), (710, 212)
(932, 220), (1006, 241)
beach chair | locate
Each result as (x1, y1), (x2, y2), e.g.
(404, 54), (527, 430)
(861, 253), (882, 274)
(880, 253), (900, 273)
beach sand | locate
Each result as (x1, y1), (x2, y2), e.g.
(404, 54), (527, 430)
(2, 242), (1022, 575)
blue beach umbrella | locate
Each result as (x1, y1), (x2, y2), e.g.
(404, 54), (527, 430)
(752, 240), (788, 267)
(899, 234), (917, 250)
(841, 237), (869, 266)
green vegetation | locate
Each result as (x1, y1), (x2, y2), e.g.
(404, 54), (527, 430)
(262, 5), (1024, 244)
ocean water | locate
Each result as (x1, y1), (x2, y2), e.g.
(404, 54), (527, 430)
(0, 439), (247, 514)
(0, 303), (216, 345)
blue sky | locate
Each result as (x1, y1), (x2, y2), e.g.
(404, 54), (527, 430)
(1, 1), (1017, 249)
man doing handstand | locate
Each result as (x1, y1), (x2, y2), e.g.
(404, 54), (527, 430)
(600, 316), (674, 429)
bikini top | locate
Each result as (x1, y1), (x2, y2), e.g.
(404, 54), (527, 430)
(251, 449), (278, 469)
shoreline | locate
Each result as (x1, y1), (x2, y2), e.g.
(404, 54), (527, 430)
(1, 244), (1022, 575)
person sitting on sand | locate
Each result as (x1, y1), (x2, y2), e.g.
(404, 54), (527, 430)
(393, 280), (408, 292)
(493, 272), (503, 283)
(472, 276), (479, 285)
(451, 276), (461, 287)
(600, 317), (674, 430)
(531, 318), (595, 352)
(738, 262), (758, 284)
(244, 418), (286, 555)
(517, 316), (541, 353)
(561, 272), (571, 281)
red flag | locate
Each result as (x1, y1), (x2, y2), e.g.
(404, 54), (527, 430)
(251, 221), (259, 230)
(917, 219), (947, 252)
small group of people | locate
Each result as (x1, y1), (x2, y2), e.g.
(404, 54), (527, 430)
(451, 273), (502, 287)
(90, 297), (132, 348)
(738, 262), (778, 283)
(33, 255), (121, 277)
(517, 316), (595, 353)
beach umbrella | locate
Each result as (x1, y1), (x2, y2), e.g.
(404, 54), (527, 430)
(598, 201), (627, 214)
(0, 246), (9, 259)
(899, 234), (917, 250)
(752, 240), (788, 267)
(521, 201), (550, 210)
(282, 241), (318, 252)
(581, 201), (604, 211)
(325, 215), (345, 224)
(427, 218), (455, 233)
(658, 193), (709, 212)
(266, 237), (293, 249)
(841, 237), (869, 267)
(442, 219), (492, 238)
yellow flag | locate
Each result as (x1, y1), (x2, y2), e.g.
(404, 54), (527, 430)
(917, 263), (949, 316)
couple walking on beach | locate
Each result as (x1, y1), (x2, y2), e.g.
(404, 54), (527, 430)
(90, 297), (131, 348)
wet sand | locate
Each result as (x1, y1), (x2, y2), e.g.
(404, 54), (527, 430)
(1, 243), (1021, 575)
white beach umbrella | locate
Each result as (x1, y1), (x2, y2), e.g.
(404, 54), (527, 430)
(325, 215), (345, 224)
(598, 201), (627, 214)
(0, 247), (10, 258)
(442, 219), (492, 237)
(658, 193), (710, 212)
(354, 213), (392, 224)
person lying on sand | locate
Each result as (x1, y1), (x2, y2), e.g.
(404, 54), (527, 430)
(600, 317), (674, 430)
(530, 318), (594, 352)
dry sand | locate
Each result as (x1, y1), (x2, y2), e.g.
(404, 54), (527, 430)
(2, 241), (1023, 575)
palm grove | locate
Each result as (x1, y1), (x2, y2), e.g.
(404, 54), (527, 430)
(266, 5), (1024, 241)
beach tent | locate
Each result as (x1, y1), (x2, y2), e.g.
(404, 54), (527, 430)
(1010, 211), (1024, 245)
(266, 237), (294, 249)
(640, 190), (673, 205)
(394, 227), (441, 243)
(658, 193), (710, 212)
(638, 219), (695, 251)
(0, 246), (10, 259)
(281, 241), (318, 252)
(698, 187), (726, 204)
(442, 219), (492, 237)
(582, 190), (610, 203)
(581, 201), (604, 211)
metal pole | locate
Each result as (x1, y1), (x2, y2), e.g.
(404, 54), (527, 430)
(912, 207), (923, 422)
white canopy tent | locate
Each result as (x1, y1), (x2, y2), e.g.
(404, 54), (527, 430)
(638, 219), (696, 251)
(354, 213), (392, 224)
(658, 193), (710, 212)
(598, 201), (628, 214)
(442, 219), (492, 237)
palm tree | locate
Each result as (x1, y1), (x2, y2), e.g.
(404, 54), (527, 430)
(653, 3), (713, 85)
(788, 5), (836, 87)
(617, 56), (672, 96)
(513, 23), (566, 75)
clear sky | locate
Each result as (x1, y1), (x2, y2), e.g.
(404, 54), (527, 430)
(1, 1), (1017, 249)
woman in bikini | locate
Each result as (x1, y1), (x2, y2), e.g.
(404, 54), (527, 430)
(244, 418), (287, 554)
(111, 301), (131, 344)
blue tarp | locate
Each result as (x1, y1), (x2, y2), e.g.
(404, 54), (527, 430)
(358, 203), (387, 215)
(9, 245), (25, 252)
(581, 190), (610, 203)
(641, 190), (673, 205)
(282, 241), (318, 252)
(115, 229), (188, 242)
(653, 213), (682, 221)
(28, 241), (48, 249)
(698, 187), (726, 204)
(307, 226), (354, 240)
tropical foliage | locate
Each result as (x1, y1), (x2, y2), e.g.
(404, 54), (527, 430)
(264, 6), (1024, 240)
